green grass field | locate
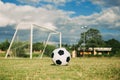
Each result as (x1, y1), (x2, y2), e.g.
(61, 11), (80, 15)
(0, 57), (120, 80)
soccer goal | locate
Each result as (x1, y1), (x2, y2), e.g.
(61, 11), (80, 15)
(5, 22), (62, 59)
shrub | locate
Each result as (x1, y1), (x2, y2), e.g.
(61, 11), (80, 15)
(114, 50), (120, 57)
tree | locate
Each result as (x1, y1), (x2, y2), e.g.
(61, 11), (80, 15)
(105, 38), (120, 56)
(11, 41), (28, 57)
(78, 28), (105, 48)
(0, 39), (10, 51)
(33, 42), (56, 56)
(45, 45), (56, 56)
(33, 42), (44, 51)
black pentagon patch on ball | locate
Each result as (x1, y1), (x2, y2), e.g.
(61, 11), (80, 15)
(58, 50), (64, 55)
(51, 53), (54, 58)
(56, 60), (62, 65)
(66, 57), (70, 62)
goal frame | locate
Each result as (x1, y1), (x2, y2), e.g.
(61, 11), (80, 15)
(5, 23), (62, 59)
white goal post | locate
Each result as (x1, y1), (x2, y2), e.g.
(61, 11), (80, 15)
(5, 23), (62, 59)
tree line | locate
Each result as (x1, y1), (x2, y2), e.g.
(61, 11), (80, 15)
(68, 28), (120, 57)
(0, 41), (56, 57)
(0, 28), (120, 57)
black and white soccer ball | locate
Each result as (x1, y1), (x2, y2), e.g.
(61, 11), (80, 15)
(51, 48), (71, 65)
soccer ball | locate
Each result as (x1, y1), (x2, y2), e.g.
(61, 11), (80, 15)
(51, 48), (71, 65)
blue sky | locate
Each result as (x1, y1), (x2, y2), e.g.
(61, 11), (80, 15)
(0, 0), (120, 44)
(59, 1), (101, 16)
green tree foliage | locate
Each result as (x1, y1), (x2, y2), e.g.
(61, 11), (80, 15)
(78, 28), (105, 48)
(11, 42), (29, 57)
(33, 42), (44, 51)
(33, 42), (56, 56)
(0, 39), (10, 51)
(105, 38), (120, 56)
(77, 28), (120, 57)
(45, 45), (56, 56)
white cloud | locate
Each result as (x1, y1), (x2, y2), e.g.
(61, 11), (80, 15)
(96, 7), (120, 29)
(17, 0), (40, 4)
(44, 0), (66, 4)
(17, 22), (32, 30)
(0, 1), (73, 29)
(0, 0), (120, 43)
(17, 0), (72, 6)
(56, 6), (120, 43)
(16, 22), (57, 31)
(42, 22), (57, 30)
(90, 0), (104, 6)
(97, 7), (119, 22)
(115, 23), (120, 27)
(91, 0), (120, 7)
(69, 7), (120, 30)
(0, 13), (13, 26)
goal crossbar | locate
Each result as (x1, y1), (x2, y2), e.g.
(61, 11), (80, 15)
(5, 23), (62, 59)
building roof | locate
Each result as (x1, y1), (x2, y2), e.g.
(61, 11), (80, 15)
(88, 47), (112, 51)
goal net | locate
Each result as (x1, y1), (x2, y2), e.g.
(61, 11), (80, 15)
(5, 22), (62, 59)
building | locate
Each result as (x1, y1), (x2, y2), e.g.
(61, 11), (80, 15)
(0, 49), (5, 54)
(79, 47), (112, 56)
